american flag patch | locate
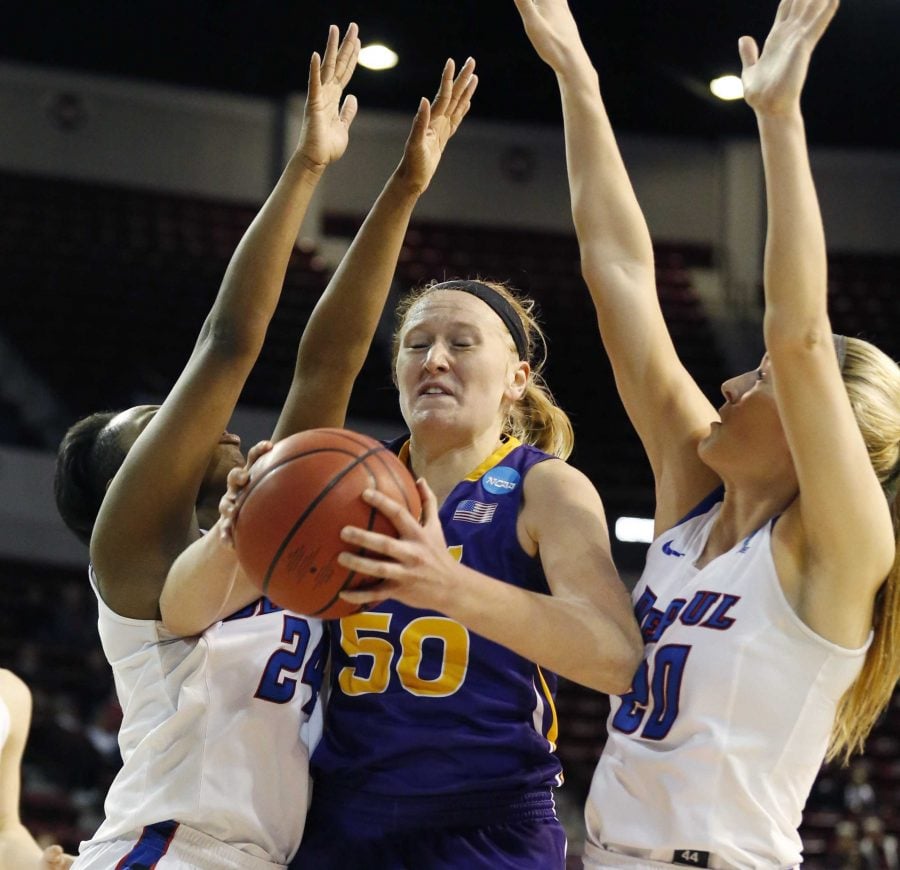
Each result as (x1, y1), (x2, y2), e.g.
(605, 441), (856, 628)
(451, 499), (497, 524)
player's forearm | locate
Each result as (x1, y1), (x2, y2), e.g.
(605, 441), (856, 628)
(0, 825), (45, 868)
(159, 524), (256, 636)
(757, 111), (829, 342)
(558, 69), (655, 281)
(297, 171), (421, 374)
(445, 564), (641, 695)
(202, 155), (326, 358)
(272, 171), (421, 438)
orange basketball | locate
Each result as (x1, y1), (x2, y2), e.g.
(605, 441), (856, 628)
(232, 428), (420, 619)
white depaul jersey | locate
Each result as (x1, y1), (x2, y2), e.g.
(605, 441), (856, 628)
(85, 569), (324, 866)
(586, 497), (869, 869)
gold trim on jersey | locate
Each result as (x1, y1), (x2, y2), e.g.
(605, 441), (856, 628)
(396, 435), (523, 482)
(536, 666), (559, 751)
(465, 435), (522, 481)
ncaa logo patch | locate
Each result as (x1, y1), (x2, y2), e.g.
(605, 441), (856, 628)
(482, 466), (521, 495)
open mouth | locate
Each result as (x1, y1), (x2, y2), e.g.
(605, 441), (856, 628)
(418, 381), (453, 398)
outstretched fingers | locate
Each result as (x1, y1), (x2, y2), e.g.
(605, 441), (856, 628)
(333, 22), (361, 85)
(340, 93), (359, 128)
(803, 0), (840, 43)
(309, 23), (359, 95)
(430, 58), (457, 118)
(407, 97), (432, 144)
(775, 0), (795, 25)
(777, 0), (839, 43)
(319, 23), (340, 82)
(448, 74), (478, 129)
(445, 57), (477, 116)
(738, 35), (760, 72)
(512, 0), (546, 30)
(307, 51), (322, 102)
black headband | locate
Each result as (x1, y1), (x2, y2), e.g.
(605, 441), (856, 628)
(430, 280), (528, 361)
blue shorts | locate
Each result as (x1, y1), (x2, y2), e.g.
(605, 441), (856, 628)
(290, 784), (566, 869)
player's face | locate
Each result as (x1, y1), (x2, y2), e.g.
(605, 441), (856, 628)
(109, 404), (245, 495)
(200, 434), (245, 498)
(395, 291), (527, 442)
(699, 355), (794, 480)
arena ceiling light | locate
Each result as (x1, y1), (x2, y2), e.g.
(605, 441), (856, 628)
(615, 516), (654, 544)
(359, 44), (399, 71)
(709, 74), (744, 101)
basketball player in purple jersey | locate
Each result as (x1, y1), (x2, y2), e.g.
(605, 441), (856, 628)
(514, 0), (900, 866)
(275, 275), (643, 869)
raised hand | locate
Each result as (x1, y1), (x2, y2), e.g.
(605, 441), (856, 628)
(296, 23), (361, 170)
(395, 57), (479, 196)
(41, 845), (75, 869)
(740, 0), (839, 117)
(513, 0), (587, 72)
(337, 480), (461, 612)
(218, 440), (273, 544)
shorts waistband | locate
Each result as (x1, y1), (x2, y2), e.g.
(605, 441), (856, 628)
(91, 821), (287, 870)
(311, 782), (558, 830)
(172, 823), (287, 869)
(605, 844), (730, 869)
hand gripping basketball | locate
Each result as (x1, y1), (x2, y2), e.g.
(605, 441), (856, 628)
(231, 428), (421, 618)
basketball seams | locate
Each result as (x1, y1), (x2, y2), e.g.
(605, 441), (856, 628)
(361, 447), (419, 514)
(257, 444), (387, 597)
(235, 446), (373, 517)
(234, 427), (382, 513)
(309, 490), (381, 616)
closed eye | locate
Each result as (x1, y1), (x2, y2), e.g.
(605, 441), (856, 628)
(403, 336), (431, 350)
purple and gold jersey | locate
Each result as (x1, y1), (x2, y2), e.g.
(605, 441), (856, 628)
(310, 436), (562, 801)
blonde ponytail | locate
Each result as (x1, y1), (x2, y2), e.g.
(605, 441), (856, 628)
(828, 337), (900, 763)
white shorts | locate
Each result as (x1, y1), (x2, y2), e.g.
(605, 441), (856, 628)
(71, 821), (287, 870)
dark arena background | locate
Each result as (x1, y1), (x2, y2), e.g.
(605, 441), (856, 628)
(0, 1), (898, 864)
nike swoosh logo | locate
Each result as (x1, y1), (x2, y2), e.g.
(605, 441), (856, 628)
(662, 540), (685, 557)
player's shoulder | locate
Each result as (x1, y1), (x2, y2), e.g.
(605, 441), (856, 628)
(523, 454), (592, 492)
(0, 668), (27, 694)
(0, 669), (31, 716)
(521, 458), (605, 529)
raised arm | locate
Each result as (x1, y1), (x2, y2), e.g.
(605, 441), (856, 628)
(0, 672), (74, 870)
(337, 468), (643, 694)
(91, 25), (360, 619)
(157, 61), (478, 635)
(742, 0), (894, 627)
(273, 57), (478, 438)
(514, 0), (720, 526)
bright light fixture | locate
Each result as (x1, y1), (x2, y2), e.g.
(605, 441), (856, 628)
(710, 74), (744, 101)
(615, 516), (655, 544)
(359, 44), (399, 71)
